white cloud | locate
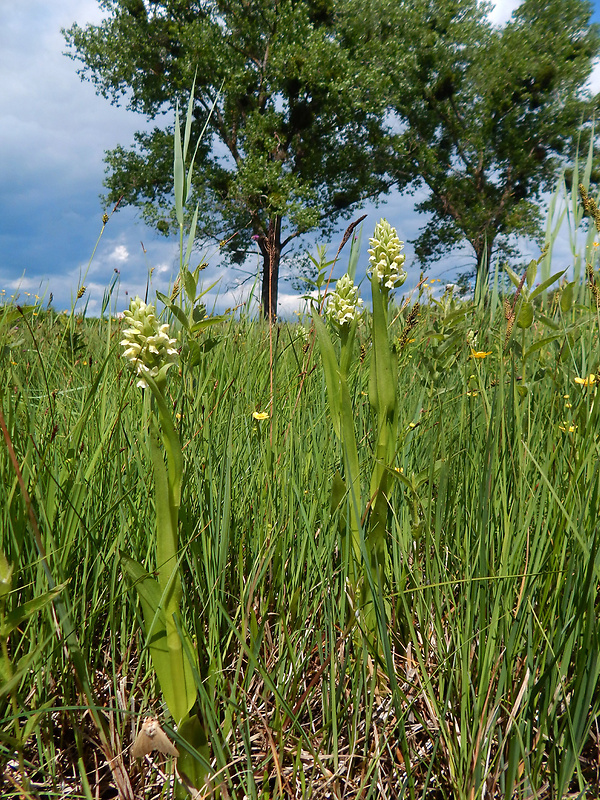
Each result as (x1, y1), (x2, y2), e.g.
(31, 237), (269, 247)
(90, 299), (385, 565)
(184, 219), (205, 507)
(487, 0), (523, 27)
(4, 275), (45, 293)
(110, 245), (129, 263)
(586, 61), (600, 95)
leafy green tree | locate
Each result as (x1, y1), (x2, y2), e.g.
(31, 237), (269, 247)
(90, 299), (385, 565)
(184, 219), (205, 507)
(63, 0), (389, 318)
(362, 0), (600, 281)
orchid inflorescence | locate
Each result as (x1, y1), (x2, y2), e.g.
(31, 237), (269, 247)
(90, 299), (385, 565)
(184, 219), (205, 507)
(326, 273), (364, 327)
(368, 219), (407, 291)
(120, 296), (178, 389)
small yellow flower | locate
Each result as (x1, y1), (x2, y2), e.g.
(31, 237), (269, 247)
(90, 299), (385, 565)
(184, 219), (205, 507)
(252, 411), (269, 421)
(469, 350), (492, 359)
(574, 374), (597, 386)
(559, 422), (577, 433)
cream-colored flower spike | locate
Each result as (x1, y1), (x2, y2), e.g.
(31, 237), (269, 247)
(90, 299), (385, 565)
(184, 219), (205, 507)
(120, 296), (178, 389)
(368, 219), (407, 291)
(326, 273), (364, 327)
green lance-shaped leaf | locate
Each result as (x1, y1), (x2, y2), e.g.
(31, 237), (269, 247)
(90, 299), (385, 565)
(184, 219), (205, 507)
(1, 584), (67, 639)
(0, 550), (12, 599)
(176, 713), (211, 796)
(526, 257), (538, 289)
(330, 470), (347, 517)
(361, 468), (391, 630)
(156, 293), (190, 332)
(143, 372), (183, 514)
(529, 269), (566, 300)
(369, 273), (398, 486)
(505, 265), (523, 290)
(313, 309), (361, 567)
(369, 275), (396, 426)
(190, 314), (228, 334)
(517, 300), (534, 329)
(312, 309), (343, 440)
(339, 373), (362, 572)
(0, 644), (49, 699)
(149, 419), (181, 609)
(183, 203), (200, 275)
(174, 100), (185, 228)
(183, 263), (198, 305)
(121, 554), (196, 725)
(561, 281), (575, 313)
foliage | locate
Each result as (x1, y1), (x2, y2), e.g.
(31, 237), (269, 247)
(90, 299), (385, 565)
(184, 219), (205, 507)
(3, 210), (600, 795)
(361, 0), (600, 279)
(4, 66), (600, 794)
(62, 0), (389, 318)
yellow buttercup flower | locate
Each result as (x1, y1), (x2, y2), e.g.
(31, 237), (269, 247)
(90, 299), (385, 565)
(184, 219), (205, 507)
(559, 422), (577, 433)
(574, 374), (597, 386)
(469, 351), (492, 359)
(252, 411), (269, 421)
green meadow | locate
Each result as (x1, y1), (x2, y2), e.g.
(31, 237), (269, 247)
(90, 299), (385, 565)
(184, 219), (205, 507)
(3, 120), (600, 797)
(2, 213), (600, 799)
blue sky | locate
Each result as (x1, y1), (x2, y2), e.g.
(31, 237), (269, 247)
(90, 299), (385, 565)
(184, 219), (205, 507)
(1, 0), (600, 317)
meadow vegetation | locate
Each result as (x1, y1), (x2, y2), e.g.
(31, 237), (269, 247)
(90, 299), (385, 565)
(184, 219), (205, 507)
(3, 86), (600, 799)
(2, 195), (600, 799)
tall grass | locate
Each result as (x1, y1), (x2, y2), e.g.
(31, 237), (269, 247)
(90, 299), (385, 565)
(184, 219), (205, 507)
(2, 115), (600, 798)
(2, 253), (600, 797)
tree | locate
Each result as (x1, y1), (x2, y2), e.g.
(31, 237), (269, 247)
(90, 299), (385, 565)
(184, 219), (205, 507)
(63, 0), (390, 318)
(363, 0), (600, 281)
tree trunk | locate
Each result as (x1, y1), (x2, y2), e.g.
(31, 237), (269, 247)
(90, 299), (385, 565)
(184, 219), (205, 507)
(258, 216), (282, 320)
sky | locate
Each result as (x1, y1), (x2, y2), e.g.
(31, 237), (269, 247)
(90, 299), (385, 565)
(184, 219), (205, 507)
(1, 0), (600, 318)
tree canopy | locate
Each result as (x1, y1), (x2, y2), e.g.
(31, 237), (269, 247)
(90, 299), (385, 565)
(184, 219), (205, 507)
(367, 0), (600, 279)
(64, 0), (600, 309)
(63, 0), (390, 318)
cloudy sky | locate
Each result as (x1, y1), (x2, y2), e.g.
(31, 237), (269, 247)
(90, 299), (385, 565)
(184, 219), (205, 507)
(1, 0), (600, 317)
